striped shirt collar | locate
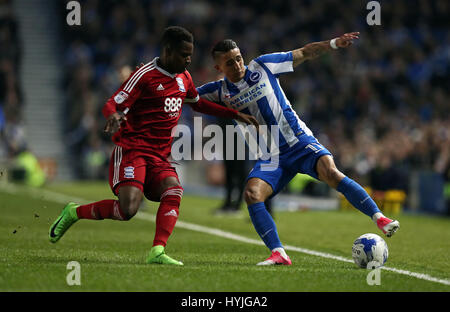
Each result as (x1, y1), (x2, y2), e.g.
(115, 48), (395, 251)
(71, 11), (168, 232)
(153, 57), (177, 78)
(224, 66), (250, 88)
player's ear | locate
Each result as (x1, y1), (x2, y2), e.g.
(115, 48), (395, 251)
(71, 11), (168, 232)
(214, 64), (222, 73)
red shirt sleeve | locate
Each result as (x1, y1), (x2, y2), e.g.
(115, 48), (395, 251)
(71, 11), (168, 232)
(189, 97), (238, 119)
(102, 69), (146, 119)
(182, 71), (237, 118)
(182, 71), (200, 105)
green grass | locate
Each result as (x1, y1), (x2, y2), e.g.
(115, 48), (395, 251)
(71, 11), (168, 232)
(0, 181), (449, 291)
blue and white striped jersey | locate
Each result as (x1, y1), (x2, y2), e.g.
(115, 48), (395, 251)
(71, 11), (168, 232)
(197, 52), (314, 155)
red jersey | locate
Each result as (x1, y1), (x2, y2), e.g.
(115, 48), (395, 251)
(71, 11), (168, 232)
(102, 57), (200, 159)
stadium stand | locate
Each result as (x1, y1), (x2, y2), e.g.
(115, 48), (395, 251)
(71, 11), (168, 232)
(56, 0), (449, 212)
(0, 0), (23, 159)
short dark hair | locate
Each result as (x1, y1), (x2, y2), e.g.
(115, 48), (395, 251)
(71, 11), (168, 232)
(161, 26), (194, 49)
(211, 39), (238, 59)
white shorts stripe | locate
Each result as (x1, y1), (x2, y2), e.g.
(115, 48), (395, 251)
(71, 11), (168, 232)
(117, 147), (122, 184)
(113, 147), (117, 186)
(113, 146), (117, 185)
(113, 146), (122, 186)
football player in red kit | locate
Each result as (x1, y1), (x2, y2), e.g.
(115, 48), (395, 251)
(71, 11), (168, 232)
(49, 26), (258, 265)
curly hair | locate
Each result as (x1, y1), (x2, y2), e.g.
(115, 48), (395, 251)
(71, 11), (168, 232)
(160, 26), (194, 49)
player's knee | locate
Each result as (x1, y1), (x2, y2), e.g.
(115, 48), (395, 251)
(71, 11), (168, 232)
(120, 202), (140, 220)
(319, 166), (344, 189)
(244, 186), (264, 205)
(119, 193), (142, 220)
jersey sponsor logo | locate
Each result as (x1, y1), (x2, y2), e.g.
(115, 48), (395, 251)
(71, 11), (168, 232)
(176, 77), (186, 92)
(114, 91), (129, 104)
(227, 79), (272, 111)
(124, 166), (135, 179)
(249, 71), (262, 82)
(164, 97), (182, 113)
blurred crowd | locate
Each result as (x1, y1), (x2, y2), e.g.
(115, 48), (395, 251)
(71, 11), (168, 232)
(0, 0), (24, 160)
(58, 0), (449, 195)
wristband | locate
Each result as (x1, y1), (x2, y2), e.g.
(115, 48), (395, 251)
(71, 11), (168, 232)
(330, 38), (339, 49)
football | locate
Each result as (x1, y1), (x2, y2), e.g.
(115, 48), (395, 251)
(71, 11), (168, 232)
(352, 233), (388, 269)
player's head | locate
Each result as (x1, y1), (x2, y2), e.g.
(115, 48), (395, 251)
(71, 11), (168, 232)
(160, 26), (194, 73)
(211, 39), (245, 83)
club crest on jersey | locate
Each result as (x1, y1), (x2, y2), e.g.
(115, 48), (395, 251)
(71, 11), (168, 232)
(176, 77), (186, 92)
(114, 91), (129, 104)
(249, 71), (262, 82)
(124, 166), (135, 179)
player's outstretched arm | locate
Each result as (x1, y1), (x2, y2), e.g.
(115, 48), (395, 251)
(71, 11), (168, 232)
(292, 32), (359, 67)
(189, 97), (259, 129)
(234, 112), (259, 130)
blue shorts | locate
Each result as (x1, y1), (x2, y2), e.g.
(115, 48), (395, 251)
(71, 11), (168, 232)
(246, 136), (332, 198)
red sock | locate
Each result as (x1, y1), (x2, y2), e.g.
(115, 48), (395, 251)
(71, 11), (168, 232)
(76, 200), (126, 220)
(153, 186), (183, 247)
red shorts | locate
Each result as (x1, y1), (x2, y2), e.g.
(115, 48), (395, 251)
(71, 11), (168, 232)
(109, 145), (179, 202)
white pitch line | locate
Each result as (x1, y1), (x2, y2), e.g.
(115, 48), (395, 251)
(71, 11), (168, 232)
(137, 213), (450, 287)
(1, 183), (449, 286)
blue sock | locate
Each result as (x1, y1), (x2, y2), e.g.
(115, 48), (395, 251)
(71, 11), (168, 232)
(337, 176), (380, 218)
(248, 202), (282, 250)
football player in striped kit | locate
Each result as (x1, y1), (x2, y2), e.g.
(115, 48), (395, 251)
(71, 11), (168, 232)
(48, 26), (258, 265)
(197, 33), (400, 266)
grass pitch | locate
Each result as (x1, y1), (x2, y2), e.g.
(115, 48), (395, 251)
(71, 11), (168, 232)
(0, 181), (449, 292)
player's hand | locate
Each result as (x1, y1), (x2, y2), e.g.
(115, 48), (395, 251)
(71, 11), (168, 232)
(104, 112), (127, 134)
(235, 112), (259, 130)
(336, 32), (360, 48)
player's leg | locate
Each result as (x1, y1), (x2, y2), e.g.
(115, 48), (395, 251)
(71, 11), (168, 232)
(49, 146), (144, 243)
(75, 145), (146, 221)
(315, 155), (400, 237)
(233, 159), (248, 211)
(265, 198), (273, 218)
(49, 192), (139, 243)
(244, 177), (291, 265)
(222, 158), (234, 210)
(117, 185), (144, 218)
(71, 185), (142, 221)
(152, 176), (183, 249)
(145, 167), (184, 265)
